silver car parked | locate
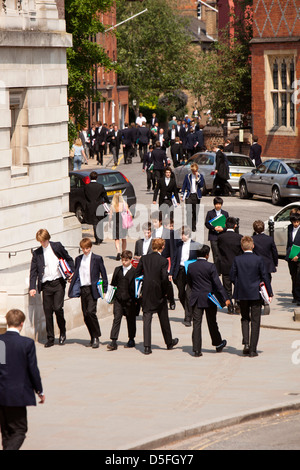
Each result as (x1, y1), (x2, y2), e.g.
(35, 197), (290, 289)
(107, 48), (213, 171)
(173, 152), (254, 194)
(239, 159), (300, 205)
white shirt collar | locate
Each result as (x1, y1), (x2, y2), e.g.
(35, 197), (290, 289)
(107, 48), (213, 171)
(7, 327), (20, 334)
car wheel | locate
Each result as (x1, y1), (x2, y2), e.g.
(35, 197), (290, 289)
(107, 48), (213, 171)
(271, 186), (282, 205)
(239, 180), (252, 199)
(75, 204), (84, 223)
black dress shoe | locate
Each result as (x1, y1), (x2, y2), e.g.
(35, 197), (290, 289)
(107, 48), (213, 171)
(182, 320), (191, 327)
(44, 341), (54, 348)
(144, 347), (152, 355)
(216, 339), (227, 353)
(124, 339), (135, 348)
(92, 338), (100, 349)
(249, 351), (258, 357)
(107, 340), (118, 351)
(169, 302), (176, 310)
(167, 338), (179, 350)
(243, 344), (250, 355)
(116, 253), (121, 261)
(194, 351), (203, 357)
(59, 334), (66, 345)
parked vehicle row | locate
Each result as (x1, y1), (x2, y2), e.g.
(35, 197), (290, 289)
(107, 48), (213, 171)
(173, 151), (254, 194)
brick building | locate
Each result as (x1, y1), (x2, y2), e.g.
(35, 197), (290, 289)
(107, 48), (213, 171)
(88, 6), (129, 129)
(251, 0), (300, 159)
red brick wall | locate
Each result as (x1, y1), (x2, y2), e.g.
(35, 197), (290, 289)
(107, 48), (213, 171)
(252, 0), (300, 159)
(253, 0), (300, 39)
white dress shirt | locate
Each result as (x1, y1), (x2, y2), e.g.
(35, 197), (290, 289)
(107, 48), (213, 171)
(42, 244), (61, 283)
(143, 237), (152, 255)
(292, 225), (300, 241)
(122, 265), (132, 276)
(154, 225), (163, 238)
(180, 239), (191, 266)
(79, 252), (92, 286)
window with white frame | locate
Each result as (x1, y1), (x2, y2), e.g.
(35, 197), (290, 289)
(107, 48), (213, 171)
(266, 53), (296, 134)
(197, 1), (202, 19)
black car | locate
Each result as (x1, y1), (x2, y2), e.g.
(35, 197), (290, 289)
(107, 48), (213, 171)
(69, 168), (137, 223)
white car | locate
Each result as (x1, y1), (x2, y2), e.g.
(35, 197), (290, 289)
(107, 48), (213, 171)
(265, 202), (300, 256)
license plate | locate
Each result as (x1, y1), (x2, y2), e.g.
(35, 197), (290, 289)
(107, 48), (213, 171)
(107, 190), (122, 196)
(231, 173), (242, 177)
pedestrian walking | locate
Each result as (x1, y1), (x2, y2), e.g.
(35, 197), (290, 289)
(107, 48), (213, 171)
(84, 171), (110, 245)
(181, 163), (204, 232)
(68, 238), (108, 349)
(109, 193), (133, 261)
(29, 229), (75, 348)
(71, 138), (88, 170)
(135, 238), (179, 355)
(0, 309), (45, 450)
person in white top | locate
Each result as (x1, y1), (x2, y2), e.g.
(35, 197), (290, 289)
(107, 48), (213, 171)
(29, 229), (75, 348)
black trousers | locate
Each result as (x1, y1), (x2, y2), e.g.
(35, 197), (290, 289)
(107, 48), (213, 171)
(110, 300), (136, 341)
(80, 286), (101, 340)
(192, 304), (222, 352)
(146, 170), (155, 190)
(239, 299), (262, 353)
(96, 145), (105, 165)
(222, 274), (233, 299)
(210, 240), (221, 275)
(288, 260), (300, 301)
(0, 406), (27, 450)
(173, 266), (192, 322)
(212, 175), (233, 196)
(124, 145), (133, 163)
(42, 278), (66, 343)
(138, 143), (148, 162)
(143, 299), (172, 348)
(185, 193), (200, 232)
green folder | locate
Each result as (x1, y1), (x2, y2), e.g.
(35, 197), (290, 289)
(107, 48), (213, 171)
(289, 244), (300, 259)
(209, 214), (227, 228)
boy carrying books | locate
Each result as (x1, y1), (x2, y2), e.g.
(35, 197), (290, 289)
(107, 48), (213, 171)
(286, 211), (300, 305)
(205, 197), (229, 275)
(68, 238), (108, 349)
(107, 250), (137, 351)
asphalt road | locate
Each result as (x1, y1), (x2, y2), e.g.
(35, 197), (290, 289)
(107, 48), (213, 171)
(106, 153), (283, 242)
(156, 409), (300, 450)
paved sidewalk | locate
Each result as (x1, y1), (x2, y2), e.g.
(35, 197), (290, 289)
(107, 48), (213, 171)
(20, 254), (300, 450)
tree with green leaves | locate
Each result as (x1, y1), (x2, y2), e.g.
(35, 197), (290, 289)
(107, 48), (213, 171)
(65, 0), (118, 128)
(116, 0), (194, 116)
(190, 0), (252, 123)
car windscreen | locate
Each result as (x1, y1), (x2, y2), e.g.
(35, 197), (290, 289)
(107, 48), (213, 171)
(227, 155), (253, 167)
(286, 163), (300, 174)
(97, 172), (127, 187)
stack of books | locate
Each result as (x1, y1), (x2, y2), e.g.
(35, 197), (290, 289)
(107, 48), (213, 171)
(105, 285), (117, 304)
(208, 293), (223, 309)
(209, 214), (227, 228)
(58, 258), (73, 280)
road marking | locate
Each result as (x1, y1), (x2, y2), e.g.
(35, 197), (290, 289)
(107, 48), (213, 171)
(112, 155), (124, 170)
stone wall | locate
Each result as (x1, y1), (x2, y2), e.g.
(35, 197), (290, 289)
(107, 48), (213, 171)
(0, 1), (82, 339)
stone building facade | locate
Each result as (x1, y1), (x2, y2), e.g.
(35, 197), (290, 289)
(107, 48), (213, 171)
(0, 0), (82, 337)
(251, 0), (300, 158)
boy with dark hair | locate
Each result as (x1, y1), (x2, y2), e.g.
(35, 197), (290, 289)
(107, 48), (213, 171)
(286, 212), (300, 305)
(107, 250), (137, 351)
(205, 197), (229, 275)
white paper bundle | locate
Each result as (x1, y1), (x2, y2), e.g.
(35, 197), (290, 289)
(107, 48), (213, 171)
(259, 282), (271, 305)
(97, 279), (104, 298)
(105, 285), (117, 304)
(135, 276), (143, 298)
